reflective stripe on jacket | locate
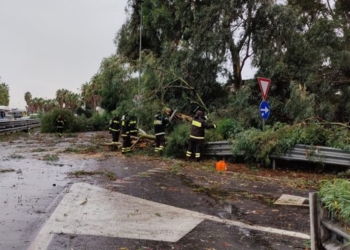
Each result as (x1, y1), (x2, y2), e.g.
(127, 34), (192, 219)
(121, 118), (129, 137)
(129, 119), (138, 135)
(109, 118), (120, 132)
(154, 116), (169, 136)
(189, 116), (215, 140)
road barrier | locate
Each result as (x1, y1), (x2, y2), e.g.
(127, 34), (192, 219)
(270, 144), (350, 170)
(204, 141), (350, 169)
(204, 141), (233, 156)
(309, 192), (350, 250)
(0, 119), (41, 134)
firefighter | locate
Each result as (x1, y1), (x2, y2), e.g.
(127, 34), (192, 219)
(109, 115), (120, 150)
(55, 115), (66, 137)
(186, 110), (216, 162)
(154, 110), (169, 155)
(128, 115), (138, 137)
(120, 112), (132, 154)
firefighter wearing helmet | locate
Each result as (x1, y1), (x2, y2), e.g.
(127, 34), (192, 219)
(153, 110), (169, 155)
(186, 110), (216, 162)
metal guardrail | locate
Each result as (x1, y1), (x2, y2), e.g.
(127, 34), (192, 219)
(309, 192), (350, 250)
(0, 119), (41, 134)
(204, 141), (233, 156)
(204, 141), (350, 169)
(270, 144), (350, 170)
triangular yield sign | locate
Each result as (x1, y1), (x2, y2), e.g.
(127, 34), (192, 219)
(258, 77), (271, 100)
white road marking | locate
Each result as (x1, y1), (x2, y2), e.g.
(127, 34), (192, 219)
(28, 182), (310, 250)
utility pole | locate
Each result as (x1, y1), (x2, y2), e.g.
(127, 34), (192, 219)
(138, 2), (142, 101)
(137, 1), (143, 127)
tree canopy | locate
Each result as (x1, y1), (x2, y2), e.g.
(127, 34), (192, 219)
(21, 0), (350, 130)
(0, 78), (10, 106)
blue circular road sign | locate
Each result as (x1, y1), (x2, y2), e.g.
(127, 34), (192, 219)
(259, 101), (270, 120)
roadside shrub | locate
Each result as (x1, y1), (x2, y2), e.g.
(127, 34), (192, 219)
(70, 115), (89, 132)
(205, 124), (223, 141)
(76, 107), (93, 118)
(40, 109), (75, 133)
(90, 112), (109, 131)
(216, 118), (244, 139)
(326, 126), (350, 151)
(164, 123), (190, 158)
(232, 122), (332, 166)
(231, 117), (350, 167)
(41, 109), (110, 133)
(319, 179), (350, 222)
(298, 122), (327, 145)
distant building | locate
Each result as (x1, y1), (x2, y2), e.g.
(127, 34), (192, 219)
(0, 105), (10, 111)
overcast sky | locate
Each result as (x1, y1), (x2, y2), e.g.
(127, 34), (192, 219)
(0, 0), (128, 109)
(0, 0), (257, 110)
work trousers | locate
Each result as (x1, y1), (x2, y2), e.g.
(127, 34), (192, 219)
(155, 134), (166, 154)
(111, 131), (120, 142)
(56, 126), (64, 134)
(121, 135), (131, 153)
(186, 138), (204, 161)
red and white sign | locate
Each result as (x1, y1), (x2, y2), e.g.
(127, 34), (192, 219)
(258, 77), (271, 100)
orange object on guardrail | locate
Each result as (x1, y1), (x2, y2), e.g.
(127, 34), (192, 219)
(216, 160), (227, 171)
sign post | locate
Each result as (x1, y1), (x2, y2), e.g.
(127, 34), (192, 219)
(258, 77), (271, 131)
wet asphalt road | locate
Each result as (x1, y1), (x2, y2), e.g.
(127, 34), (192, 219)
(0, 132), (309, 250)
(0, 133), (99, 250)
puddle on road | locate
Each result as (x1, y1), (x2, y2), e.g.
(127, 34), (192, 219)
(0, 136), (100, 250)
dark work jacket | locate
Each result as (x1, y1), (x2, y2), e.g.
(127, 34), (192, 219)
(128, 117), (138, 136)
(154, 115), (169, 136)
(109, 117), (120, 132)
(56, 118), (65, 128)
(189, 116), (215, 140)
(121, 116), (130, 137)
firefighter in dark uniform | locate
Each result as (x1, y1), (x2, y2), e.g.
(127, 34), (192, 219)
(128, 115), (138, 137)
(109, 115), (120, 150)
(121, 112), (131, 154)
(186, 110), (216, 162)
(154, 110), (169, 155)
(55, 115), (66, 137)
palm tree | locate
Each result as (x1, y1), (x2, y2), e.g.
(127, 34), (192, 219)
(30, 98), (40, 113)
(81, 82), (93, 108)
(56, 89), (69, 109)
(0, 82), (10, 106)
(64, 91), (80, 111)
(43, 99), (57, 112)
(81, 78), (101, 112)
(37, 98), (44, 112)
(24, 92), (32, 106)
(90, 74), (102, 111)
(24, 92), (32, 113)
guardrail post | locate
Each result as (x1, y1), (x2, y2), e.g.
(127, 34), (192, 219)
(310, 192), (321, 250)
